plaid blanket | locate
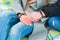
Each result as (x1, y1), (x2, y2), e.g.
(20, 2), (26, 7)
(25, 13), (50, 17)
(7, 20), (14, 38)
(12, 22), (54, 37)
(46, 29), (60, 40)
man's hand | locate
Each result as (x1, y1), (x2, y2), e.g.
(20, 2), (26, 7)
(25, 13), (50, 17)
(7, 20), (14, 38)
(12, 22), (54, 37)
(27, 11), (45, 22)
(27, 12), (42, 22)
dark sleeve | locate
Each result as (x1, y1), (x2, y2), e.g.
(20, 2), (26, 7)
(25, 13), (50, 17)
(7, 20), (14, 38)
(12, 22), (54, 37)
(41, 1), (60, 17)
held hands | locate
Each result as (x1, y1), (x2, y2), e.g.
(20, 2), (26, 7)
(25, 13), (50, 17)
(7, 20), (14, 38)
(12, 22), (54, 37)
(21, 0), (38, 25)
(20, 12), (44, 25)
(21, 0), (45, 25)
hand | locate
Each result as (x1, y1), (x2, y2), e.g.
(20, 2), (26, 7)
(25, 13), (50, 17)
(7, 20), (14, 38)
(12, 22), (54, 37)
(20, 11), (45, 25)
(27, 12), (43, 22)
(20, 15), (32, 25)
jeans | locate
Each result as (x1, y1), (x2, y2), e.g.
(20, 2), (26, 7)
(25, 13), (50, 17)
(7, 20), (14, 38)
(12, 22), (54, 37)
(0, 12), (34, 40)
(48, 14), (60, 30)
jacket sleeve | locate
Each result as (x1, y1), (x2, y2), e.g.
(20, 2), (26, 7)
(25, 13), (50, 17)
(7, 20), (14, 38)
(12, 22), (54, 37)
(11, 0), (24, 14)
(41, 0), (60, 17)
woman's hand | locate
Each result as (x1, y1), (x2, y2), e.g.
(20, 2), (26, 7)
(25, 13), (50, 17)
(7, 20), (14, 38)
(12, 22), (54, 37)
(20, 15), (32, 25)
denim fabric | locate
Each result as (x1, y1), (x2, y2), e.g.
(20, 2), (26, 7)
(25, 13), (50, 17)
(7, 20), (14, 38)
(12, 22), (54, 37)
(48, 14), (60, 30)
(0, 12), (19, 40)
(7, 22), (34, 40)
(0, 12), (34, 40)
